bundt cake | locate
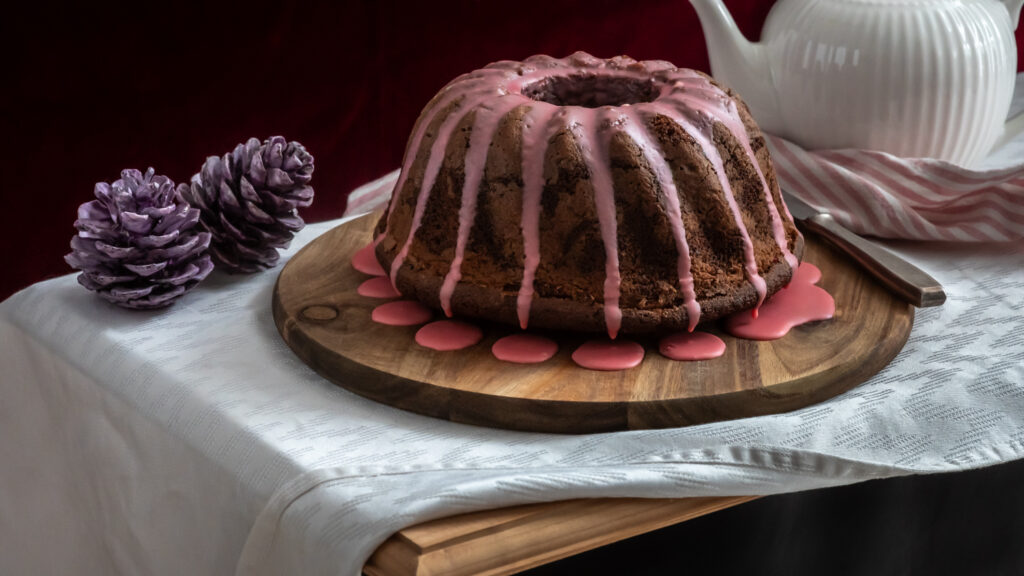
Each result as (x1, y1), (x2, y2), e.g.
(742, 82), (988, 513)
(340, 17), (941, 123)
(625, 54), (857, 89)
(373, 52), (803, 338)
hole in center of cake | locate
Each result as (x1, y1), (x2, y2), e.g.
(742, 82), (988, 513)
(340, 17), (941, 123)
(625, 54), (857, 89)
(522, 75), (658, 108)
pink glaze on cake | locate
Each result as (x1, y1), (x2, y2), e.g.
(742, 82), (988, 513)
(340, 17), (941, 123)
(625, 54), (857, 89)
(439, 97), (527, 317)
(658, 331), (726, 361)
(617, 107), (701, 331)
(492, 333), (559, 364)
(358, 276), (401, 299)
(415, 320), (483, 351)
(516, 104), (562, 330)
(371, 300), (433, 326)
(724, 262), (834, 340)
(648, 99), (767, 311)
(352, 243), (386, 276)
(571, 339), (645, 371)
(668, 70), (798, 274)
(388, 76), (512, 288)
(378, 53), (799, 336)
(566, 107), (623, 339)
(377, 72), (506, 246)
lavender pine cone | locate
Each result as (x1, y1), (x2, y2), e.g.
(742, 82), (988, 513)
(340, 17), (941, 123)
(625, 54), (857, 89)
(183, 136), (314, 273)
(65, 168), (214, 309)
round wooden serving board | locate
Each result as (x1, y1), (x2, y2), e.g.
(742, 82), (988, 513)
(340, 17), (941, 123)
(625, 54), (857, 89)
(273, 213), (914, 434)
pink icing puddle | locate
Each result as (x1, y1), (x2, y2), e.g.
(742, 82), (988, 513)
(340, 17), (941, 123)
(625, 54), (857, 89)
(492, 334), (559, 364)
(352, 243), (386, 276)
(357, 261), (835, 369)
(357, 276), (401, 299)
(572, 339), (645, 371)
(659, 331), (726, 361)
(724, 262), (835, 341)
(415, 320), (483, 351)
(371, 300), (433, 326)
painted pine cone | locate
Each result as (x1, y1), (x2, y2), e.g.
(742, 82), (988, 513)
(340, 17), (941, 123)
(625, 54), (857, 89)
(183, 136), (314, 273)
(65, 168), (214, 309)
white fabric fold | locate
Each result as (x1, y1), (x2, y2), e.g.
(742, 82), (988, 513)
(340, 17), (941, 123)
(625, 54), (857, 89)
(3, 221), (1023, 575)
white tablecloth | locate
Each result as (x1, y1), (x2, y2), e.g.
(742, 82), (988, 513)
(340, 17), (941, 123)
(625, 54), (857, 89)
(4, 93), (1024, 573)
(3, 210), (1023, 575)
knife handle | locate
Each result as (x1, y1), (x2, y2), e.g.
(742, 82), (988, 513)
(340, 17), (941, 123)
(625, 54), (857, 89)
(803, 214), (946, 307)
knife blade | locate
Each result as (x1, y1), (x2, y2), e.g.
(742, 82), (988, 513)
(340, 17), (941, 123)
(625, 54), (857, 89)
(782, 191), (946, 308)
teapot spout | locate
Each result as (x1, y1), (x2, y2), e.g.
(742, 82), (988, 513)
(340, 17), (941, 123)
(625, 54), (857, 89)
(688, 0), (784, 133)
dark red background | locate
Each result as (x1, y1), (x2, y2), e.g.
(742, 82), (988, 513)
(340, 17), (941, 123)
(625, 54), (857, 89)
(3, 1), (1023, 300)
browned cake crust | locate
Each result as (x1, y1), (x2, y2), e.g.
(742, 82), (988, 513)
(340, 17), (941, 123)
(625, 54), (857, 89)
(374, 53), (803, 335)
(380, 236), (802, 334)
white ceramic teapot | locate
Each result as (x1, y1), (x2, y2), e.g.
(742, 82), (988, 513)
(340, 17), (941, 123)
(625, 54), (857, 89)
(689, 0), (1024, 167)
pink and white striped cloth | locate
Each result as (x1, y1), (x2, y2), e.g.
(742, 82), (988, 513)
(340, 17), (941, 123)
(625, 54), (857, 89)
(767, 72), (1024, 243)
(766, 134), (1024, 243)
(345, 74), (1024, 243)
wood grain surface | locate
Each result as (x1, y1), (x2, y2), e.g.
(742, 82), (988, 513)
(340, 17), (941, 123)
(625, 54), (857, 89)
(362, 496), (757, 576)
(273, 213), (914, 433)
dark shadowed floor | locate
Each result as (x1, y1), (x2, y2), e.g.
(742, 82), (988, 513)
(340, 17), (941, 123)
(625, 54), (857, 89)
(522, 458), (1024, 576)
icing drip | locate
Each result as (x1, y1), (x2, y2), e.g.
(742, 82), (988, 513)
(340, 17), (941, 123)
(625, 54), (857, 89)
(415, 320), (483, 351)
(389, 98), (477, 288)
(724, 262), (834, 340)
(566, 107), (623, 339)
(572, 339), (645, 371)
(386, 72), (540, 297)
(659, 331), (726, 361)
(377, 71), (509, 246)
(619, 108), (701, 331)
(672, 70), (799, 273)
(371, 300), (433, 326)
(357, 276), (401, 299)
(492, 333), (559, 364)
(352, 243), (386, 276)
(516, 104), (561, 329)
(439, 97), (526, 317)
(651, 98), (768, 310)
(742, 138), (799, 272)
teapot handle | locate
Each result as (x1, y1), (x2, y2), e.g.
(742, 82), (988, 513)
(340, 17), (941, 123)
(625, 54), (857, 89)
(1006, 0), (1023, 29)
(998, 109), (1024, 150)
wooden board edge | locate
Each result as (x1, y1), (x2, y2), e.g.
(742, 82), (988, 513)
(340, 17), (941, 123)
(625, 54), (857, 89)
(274, 217), (916, 434)
(363, 496), (757, 576)
(273, 288), (914, 434)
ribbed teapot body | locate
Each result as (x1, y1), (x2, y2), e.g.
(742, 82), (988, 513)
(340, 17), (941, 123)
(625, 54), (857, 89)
(760, 0), (1018, 166)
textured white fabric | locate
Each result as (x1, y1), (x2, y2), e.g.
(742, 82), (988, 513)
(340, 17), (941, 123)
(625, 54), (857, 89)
(2, 78), (1023, 575)
(3, 214), (1023, 575)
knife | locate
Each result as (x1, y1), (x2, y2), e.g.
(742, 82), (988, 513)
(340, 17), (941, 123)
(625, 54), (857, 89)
(782, 191), (946, 307)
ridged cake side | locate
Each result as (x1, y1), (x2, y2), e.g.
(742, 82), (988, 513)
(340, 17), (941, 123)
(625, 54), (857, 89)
(373, 52), (802, 337)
